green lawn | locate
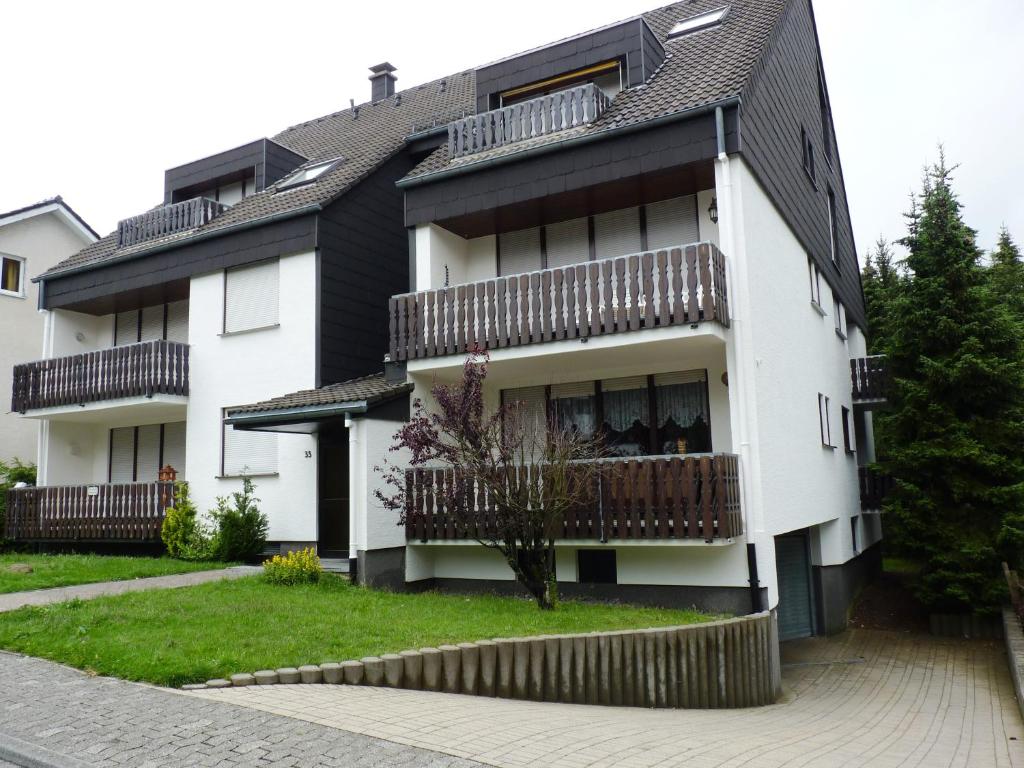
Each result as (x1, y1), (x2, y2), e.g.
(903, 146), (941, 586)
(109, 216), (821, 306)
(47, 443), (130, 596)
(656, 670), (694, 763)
(0, 576), (713, 687)
(0, 554), (228, 594)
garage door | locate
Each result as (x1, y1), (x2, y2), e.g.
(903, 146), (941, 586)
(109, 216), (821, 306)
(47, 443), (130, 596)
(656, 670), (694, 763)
(776, 535), (814, 640)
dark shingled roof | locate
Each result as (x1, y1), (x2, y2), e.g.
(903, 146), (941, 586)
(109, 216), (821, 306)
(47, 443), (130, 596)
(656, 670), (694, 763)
(225, 374), (412, 417)
(0, 196), (99, 240)
(43, 0), (784, 278)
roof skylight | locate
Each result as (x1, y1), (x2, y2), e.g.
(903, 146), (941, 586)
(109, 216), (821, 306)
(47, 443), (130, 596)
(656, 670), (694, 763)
(278, 158), (340, 190)
(668, 6), (729, 38)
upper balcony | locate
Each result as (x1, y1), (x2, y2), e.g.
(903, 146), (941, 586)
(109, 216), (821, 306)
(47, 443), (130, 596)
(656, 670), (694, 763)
(448, 83), (610, 160)
(850, 355), (889, 407)
(389, 242), (729, 363)
(11, 340), (189, 419)
(116, 197), (226, 249)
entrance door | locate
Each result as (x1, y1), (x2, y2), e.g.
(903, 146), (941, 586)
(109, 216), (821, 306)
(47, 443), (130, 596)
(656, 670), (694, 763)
(775, 534), (814, 640)
(317, 428), (350, 558)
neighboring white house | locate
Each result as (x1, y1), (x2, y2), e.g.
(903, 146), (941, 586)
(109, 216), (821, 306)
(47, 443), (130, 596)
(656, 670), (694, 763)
(0, 198), (97, 464)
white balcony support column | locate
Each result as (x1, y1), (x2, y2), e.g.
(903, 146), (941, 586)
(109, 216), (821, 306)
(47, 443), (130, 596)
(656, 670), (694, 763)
(345, 413), (359, 562)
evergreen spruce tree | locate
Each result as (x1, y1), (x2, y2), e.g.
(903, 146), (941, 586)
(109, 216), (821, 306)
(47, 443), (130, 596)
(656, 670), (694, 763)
(861, 237), (902, 355)
(879, 153), (1024, 612)
(987, 227), (1024, 322)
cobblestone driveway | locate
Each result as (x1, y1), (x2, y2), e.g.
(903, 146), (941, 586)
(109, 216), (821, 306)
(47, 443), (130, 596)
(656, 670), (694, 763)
(190, 629), (1024, 768)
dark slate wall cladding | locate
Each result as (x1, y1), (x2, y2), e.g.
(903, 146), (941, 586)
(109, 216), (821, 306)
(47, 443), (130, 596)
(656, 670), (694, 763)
(163, 139), (307, 203)
(318, 152), (417, 386)
(474, 17), (664, 112)
(404, 109), (733, 228)
(738, 0), (866, 330)
(264, 140), (310, 188)
(43, 216), (317, 311)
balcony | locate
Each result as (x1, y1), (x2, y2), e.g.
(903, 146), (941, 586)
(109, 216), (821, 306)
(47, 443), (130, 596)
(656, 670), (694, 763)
(11, 340), (189, 414)
(448, 82), (610, 160)
(117, 196), (226, 249)
(850, 355), (889, 406)
(389, 242), (729, 362)
(405, 453), (742, 544)
(5, 482), (173, 543)
(859, 467), (892, 513)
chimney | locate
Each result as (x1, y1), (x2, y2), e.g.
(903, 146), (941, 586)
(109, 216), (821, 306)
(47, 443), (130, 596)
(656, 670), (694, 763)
(369, 62), (397, 102)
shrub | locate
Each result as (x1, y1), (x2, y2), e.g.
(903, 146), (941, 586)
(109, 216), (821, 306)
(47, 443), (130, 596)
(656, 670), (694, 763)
(263, 547), (322, 585)
(161, 482), (213, 561)
(0, 459), (36, 550)
(209, 476), (268, 562)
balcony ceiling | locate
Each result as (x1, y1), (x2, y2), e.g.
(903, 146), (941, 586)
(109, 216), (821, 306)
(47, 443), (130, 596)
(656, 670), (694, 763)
(18, 396), (187, 427)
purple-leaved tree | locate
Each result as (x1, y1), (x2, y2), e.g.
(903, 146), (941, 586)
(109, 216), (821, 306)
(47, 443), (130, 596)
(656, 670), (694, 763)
(376, 353), (601, 609)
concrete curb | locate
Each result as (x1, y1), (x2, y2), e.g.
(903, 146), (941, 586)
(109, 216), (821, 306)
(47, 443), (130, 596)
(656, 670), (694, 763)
(1003, 608), (1024, 722)
(185, 611), (781, 709)
(0, 730), (92, 768)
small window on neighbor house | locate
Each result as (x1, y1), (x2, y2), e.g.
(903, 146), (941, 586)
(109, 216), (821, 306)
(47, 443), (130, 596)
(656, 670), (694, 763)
(850, 516), (859, 554)
(818, 393), (833, 447)
(828, 188), (838, 266)
(668, 6), (729, 38)
(818, 68), (832, 165)
(578, 550), (617, 584)
(1, 255), (24, 296)
(224, 259), (279, 333)
(802, 127), (815, 182)
(277, 158), (340, 190)
(841, 406), (854, 453)
(832, 291), (846, 338)
(808, 258), (822, 307)
(222, 415), (278, 477)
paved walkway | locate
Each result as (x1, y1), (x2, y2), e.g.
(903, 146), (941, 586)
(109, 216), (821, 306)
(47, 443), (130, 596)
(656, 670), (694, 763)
(0, 651), (483, 767)
(189, 629), (1024, 768)
(0, 566), (261, 613)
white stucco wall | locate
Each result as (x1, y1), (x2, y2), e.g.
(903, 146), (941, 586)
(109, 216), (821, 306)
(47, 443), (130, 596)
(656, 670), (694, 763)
(184, 251), (318, 543)
(351, 416), (409, 555)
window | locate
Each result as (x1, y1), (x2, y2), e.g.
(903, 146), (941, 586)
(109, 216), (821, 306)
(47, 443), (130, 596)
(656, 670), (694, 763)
(224, 259), (279, 334)
(499, 60), (623, 106)
(505, 370), (711, 458)
(544, 217), (590, 269)
(801, 127), (816, 183)
(668, 6), (729, 38)
(832, 291), (846, 338)
(1, 254), (24, 296)
(808, 257), (823, 309)
(277, 158), (340, 190)
(818, 393), (833, 448)
(222, 416), (278, 476)
(828, 188), (838, 266)
(644, 195), (699, 250)
(850, 516), (859, 554)
(114, 300), (189, 346)
(818, 69), (833, 165)
(577, 549), (617, 584)
(593, 207), (642, 260)
(498, 227), (543, 276)
(841, 406), (854, 453)
(108, 422), (187, 482)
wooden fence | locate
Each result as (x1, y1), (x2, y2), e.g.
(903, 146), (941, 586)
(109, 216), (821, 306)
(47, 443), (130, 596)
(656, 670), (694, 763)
(11, 340), (189, 412)
(117, 196), (226, 248)
(405, 453), (742, 544)
(448, 82), (609, 159)
(389, 243), (729, 362)
(5, 482), (174, 542)
(850, 355), (889, 402)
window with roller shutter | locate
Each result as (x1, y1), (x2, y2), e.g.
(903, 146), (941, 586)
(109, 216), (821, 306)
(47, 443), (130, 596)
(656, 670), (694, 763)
(222, 417), (278, 476)
(544, 218), (589, 269)
(162, 422), (187, 478)
(108, 427), (136, 483)
(107, 422), (186, 482)
(645, 196), (699, 250)
(224, 259), (279, 333)
(498, 227), (542, 276)
(113, 301), (190, 346)
(593, 207), (641, 260)
(114, 309), (140, 346)
(165, 300), (189, 343)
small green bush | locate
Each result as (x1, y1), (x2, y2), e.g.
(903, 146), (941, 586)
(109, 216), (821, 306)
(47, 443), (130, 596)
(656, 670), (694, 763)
(263, 547), (322, 585)
(210, 477), (268, 562)
(161, 482), (213, 561)
(0, 459), (36, 551)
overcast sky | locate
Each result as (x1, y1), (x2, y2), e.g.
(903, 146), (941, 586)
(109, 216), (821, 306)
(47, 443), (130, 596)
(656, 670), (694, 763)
(2, 1), (1021, 263)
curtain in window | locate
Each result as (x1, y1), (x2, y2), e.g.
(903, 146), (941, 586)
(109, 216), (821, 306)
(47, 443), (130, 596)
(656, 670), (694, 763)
(602, 377), (649, 456)
(654, 371), (710, 454)
(550, 382), (596, 440)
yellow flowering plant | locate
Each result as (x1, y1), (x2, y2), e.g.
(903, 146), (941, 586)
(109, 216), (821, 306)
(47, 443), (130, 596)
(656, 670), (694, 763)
(262, 547), (323, 585)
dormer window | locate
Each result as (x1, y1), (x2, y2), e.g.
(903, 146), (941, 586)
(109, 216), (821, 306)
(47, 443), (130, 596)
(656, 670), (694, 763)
(668, 6), (729, 39)
(499, 60), (622, 107)
(277, 158), (341, 190)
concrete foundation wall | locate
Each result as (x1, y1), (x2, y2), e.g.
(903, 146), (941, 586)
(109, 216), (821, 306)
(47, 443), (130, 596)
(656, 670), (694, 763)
(813, 540), (883, 635)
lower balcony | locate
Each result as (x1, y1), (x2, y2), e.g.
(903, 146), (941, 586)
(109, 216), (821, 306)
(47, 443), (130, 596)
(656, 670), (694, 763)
(11, 340), (189, 420)
(4, 482), (174, 543)
(858, 467), (892, 513)
(405, 453), (742, 545)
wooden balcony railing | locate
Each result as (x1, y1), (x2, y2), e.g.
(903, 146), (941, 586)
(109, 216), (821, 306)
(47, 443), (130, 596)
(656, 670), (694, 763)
(389, 242), (729, 362)
(858, 467), (892, 512)
(851, 355), (889, 403)
(448, 83), (610, 159)
(117, 196), (226, 248)
(11, 340), (189, 413)
(405, 453), (742, 544)
(5, 482), (174, 542)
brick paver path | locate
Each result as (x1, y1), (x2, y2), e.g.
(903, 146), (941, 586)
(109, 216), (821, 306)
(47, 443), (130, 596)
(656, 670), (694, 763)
(0, 651), (482, 767)
(0, 566), (261, 613)
(190, 629), (1024, 768)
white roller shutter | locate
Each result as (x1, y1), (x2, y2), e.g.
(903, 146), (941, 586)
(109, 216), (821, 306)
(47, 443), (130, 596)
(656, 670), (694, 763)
(498, 228), (542, 276)
(593, 207), (641, 260)
(645, 196), (699, 250)
(140, 305), (165, 342)
(653, 370), (706, 386)
(503, 386), (547, 455)
(545, 218), (589, 269)
(109, 427), (135, 483)
(135, 424), (162, 481)
(550, 381), (595, 399)
(601, 376), (647, 393)
(165, 300), (189, 343)
(224, 259), (279, 333)
(162, 421), (187, 479)
(114, 310), (139, 346)
(223, 423), (278, 476)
